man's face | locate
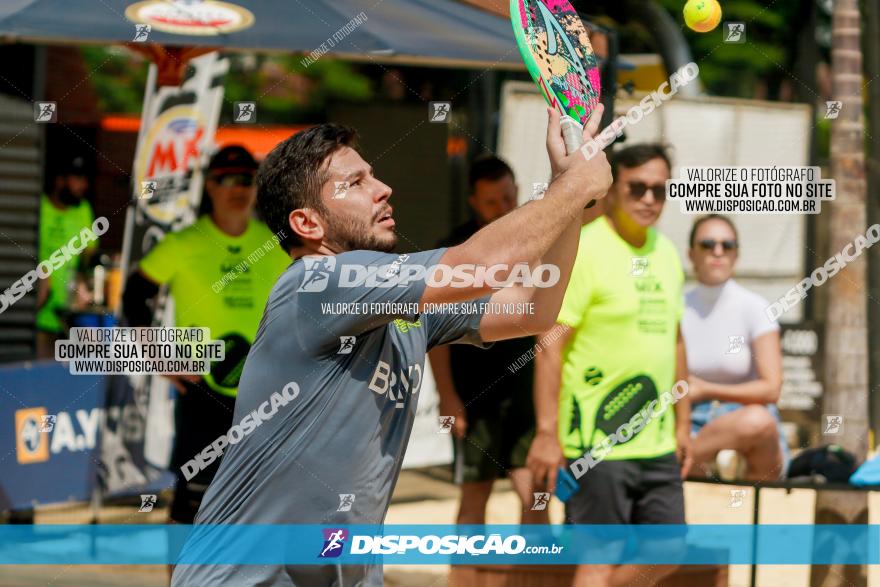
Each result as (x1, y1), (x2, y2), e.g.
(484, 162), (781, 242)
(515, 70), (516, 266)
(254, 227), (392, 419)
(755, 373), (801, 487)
(55, 174), (88, 206)
(206, 172), (257, 214)
(66, 175), (88, 198)
(318, 146), (396, 253)
(469, 174), (517, 224)
(608, 158), (670, 228)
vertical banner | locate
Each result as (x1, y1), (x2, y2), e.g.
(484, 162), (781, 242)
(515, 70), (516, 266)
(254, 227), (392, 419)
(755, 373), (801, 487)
(105, 52), (228, 497)
(122, 51), (229, 271)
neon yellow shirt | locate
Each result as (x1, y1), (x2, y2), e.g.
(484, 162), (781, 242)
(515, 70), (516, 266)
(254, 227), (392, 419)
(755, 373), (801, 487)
(557, 216), (684, 460)
(139, 216), (290, 396)
(37, 195), (96, 333)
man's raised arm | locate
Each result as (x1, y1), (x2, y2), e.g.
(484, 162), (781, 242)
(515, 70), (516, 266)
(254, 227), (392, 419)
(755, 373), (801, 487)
(420, 107), (611, 312)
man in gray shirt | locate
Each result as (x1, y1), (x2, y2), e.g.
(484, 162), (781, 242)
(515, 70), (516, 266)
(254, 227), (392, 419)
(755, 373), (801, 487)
(172, 106), (611, 586)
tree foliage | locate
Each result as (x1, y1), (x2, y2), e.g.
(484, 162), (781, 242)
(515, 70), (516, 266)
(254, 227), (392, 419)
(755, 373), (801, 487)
(578, 0), (830, 100)
(80, 47), (373, 122)
(654, 0), (810, 98)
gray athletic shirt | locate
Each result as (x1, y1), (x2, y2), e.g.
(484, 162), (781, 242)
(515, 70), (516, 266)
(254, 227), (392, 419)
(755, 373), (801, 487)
(172, 248), (488, 587)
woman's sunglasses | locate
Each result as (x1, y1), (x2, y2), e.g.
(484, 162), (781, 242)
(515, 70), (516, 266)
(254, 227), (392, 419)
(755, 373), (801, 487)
(697, 238), (738, 252)
(215, 173), (255, 188)
(627, 181), (667, 201)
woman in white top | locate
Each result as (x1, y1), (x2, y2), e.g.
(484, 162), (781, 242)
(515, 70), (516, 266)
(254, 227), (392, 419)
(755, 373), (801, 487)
(681, 214), (788, 480)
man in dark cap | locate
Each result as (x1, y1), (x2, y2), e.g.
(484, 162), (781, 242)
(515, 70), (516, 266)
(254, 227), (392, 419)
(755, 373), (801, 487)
(123, 145), (290, 525)
(36, 156), (97, 357)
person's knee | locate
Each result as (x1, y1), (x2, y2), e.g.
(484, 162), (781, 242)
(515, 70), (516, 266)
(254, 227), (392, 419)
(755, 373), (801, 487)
(738, 405), (778, 444)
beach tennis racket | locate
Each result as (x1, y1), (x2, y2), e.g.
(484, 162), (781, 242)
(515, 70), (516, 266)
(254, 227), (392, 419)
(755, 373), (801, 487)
(510, 0), (601, 155)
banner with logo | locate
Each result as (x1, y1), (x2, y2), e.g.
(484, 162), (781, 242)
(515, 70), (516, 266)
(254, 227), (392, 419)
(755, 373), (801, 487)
(122, 51), (229, 268)
(124, 1), (256, 37)
(110, 52), (229, 497)
(0, 362), (104, 510)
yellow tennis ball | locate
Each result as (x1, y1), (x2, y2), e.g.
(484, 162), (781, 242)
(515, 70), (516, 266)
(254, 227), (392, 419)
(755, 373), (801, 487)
(684, 0), (722, 33)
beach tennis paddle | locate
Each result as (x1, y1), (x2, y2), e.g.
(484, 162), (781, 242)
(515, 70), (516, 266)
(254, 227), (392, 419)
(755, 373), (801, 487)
(510, 0), (601, 155)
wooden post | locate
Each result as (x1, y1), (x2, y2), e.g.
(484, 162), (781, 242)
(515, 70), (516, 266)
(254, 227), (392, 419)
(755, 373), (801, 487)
(811, 1), (869, 585)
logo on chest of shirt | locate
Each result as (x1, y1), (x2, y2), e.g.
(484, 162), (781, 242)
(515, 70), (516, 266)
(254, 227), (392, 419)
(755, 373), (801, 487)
(368, 360), (423, 409)
(220, 258), (250, 275)
(629, 257), (664, 293)
(393, 318), (421, 334)
(634, 277), (663, 293)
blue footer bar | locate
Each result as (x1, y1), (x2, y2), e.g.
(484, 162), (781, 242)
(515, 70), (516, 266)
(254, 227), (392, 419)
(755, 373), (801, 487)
(0, 524), (876, 565)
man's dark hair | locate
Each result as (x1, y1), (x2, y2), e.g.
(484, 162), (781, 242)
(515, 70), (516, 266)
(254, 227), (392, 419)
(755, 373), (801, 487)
(689, 214), (739, 248)
(609, 143), (671, 181)
(257, 123), (359, 251)
(468, 155), (515, 193)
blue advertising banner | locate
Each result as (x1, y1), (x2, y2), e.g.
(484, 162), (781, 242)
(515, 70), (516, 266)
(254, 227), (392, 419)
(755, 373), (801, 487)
(0, 361), (178, 511)
(0, 524), (877, 565)
(0, 361), (104, 510)
(98, 373), (176, 499)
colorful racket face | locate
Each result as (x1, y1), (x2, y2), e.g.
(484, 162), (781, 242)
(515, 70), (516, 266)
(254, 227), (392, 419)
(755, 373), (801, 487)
(511, 0), (601, 126)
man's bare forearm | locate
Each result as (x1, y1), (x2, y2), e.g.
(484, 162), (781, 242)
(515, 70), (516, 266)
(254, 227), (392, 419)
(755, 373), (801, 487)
(674, 394), (690, 430)
(450, 171), (602, 274)
(528, 211), (583, 328)
(698, 379), (780, 405)
(675, 328), (691, 428)
(446, 105), (610, 275)
(428, 346), (458, 403)
(534, 326), (571, 435)
(422, 107), (611, 309)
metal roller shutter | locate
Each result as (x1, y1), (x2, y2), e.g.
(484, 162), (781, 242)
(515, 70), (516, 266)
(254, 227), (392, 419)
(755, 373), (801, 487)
(0, 94), (41, 362)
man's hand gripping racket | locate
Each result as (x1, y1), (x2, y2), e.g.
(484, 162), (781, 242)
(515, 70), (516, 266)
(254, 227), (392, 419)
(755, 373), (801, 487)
(545, 104), (605, 185)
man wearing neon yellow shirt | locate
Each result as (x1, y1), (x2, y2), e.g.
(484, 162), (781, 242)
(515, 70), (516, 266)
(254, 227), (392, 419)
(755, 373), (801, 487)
(36, 157), (97, 357)
(122, 145), (290, 524)
(526, 144), (691, 587)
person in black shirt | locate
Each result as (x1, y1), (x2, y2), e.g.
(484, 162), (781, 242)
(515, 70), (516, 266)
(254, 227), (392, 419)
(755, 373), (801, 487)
(429, 155), (546, 524)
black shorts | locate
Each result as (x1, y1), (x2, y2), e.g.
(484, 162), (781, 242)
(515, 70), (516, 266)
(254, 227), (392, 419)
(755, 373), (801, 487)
(565, 453), (685, 525)
(169, 380), (237, 523)
(170, 476), (211, 524)
(453, 393), (535, 483)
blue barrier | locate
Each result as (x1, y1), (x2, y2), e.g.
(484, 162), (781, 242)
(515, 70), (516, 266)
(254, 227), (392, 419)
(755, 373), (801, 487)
(0, 361), (176, 511)
(0, 362), (104, 510)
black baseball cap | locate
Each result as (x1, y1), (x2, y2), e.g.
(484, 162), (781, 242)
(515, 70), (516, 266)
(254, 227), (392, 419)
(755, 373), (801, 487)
(62, 156), (88, 176)
(207, 145), (258, 176)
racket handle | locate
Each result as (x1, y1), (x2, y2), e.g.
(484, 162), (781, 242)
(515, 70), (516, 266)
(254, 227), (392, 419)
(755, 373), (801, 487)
(560, 115), (597, 209)
(560, 115), (583, 154)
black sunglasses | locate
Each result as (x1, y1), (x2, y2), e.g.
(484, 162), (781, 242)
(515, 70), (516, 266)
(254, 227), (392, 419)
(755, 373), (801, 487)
(697, 238), (738, 252)
(215, 173), (255, 187)
(627, 181), (666, 201)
